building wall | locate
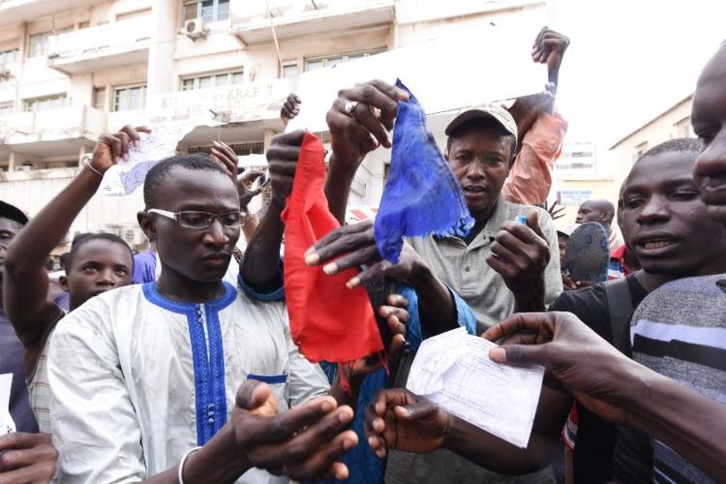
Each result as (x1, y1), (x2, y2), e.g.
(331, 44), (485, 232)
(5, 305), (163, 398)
(0, 0), (548, 246)
(609, 96), (694, 190)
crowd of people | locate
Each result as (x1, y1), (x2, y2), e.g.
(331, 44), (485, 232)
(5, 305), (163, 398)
(0, 26), (725, 483)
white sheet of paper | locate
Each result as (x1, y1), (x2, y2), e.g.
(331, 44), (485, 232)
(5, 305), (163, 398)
(0, 373), (16, 434)
(100, 122), (194, 196)
(286, 23), (544, 134)
(407, 328), (544, 448)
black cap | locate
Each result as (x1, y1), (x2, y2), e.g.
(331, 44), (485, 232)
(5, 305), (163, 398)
(0, 200), (29, 226)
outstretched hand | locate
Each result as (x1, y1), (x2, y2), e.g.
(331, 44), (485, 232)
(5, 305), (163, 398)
(543, 199), (565, 221)
(231, 380), (358, 481)
(364, 388), (451, 458)
(482, 311), (632, 426)
(305, 220), (426, 289)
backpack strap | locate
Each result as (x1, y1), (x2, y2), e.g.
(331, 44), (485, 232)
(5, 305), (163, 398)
(604, 277), (634, 357)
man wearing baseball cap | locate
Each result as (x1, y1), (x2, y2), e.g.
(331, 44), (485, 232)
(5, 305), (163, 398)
(0, 200), (58, 482)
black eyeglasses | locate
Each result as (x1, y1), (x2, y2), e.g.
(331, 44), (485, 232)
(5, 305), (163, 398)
(147, 209), (247, 230)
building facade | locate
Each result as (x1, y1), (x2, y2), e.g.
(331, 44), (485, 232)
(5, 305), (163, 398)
(0, 0), (547, 247)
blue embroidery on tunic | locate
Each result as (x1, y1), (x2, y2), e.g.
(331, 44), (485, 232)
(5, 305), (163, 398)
(142, 282), (236, 445)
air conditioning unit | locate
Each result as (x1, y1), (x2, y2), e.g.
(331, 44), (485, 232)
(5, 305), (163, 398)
(184, 18), (208, 40)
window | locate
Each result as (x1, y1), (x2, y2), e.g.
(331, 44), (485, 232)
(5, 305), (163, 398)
(180, 70), (243, 90)
(674, 116), (694, 139)
(0, 102), (13, 117)
(23, 94), (67, 112)
(113, 85), (147, 111)
(304, 49), (385, 71)
(189, 141), (263, 156)
(182, 0), (230, 23)
(554, 142), (597, 173)
(28, 29), (71, 58)
(281, 61), (300, 80)
(0, 49), (18, 64)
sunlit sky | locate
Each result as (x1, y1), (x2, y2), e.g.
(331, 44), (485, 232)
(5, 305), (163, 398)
(549, 0), (726, 146)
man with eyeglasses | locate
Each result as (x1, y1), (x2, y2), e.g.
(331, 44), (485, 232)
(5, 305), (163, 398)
(45, 150), (407, 482)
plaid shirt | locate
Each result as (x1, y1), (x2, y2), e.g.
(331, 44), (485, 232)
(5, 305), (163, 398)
(408, 196), (563, 334)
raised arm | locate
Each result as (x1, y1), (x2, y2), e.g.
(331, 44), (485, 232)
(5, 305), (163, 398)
(3, 126), (146, 358)
(483, 311), (726, 480)
(531, 27), (570, 96)
(324, 80), (408, 223)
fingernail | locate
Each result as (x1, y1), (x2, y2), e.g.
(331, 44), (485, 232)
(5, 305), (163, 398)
(368, 436), (377, 447)
(322, 263), (337, 275)
(489, 348), (506, 362)
(344, 438), (356, 450)
(320, 399), (334, 412)
(339, 409), (352, 423)
(123, 153), (129, 161)
(304, 253), (319, 265)
(346, 277), (360, 289)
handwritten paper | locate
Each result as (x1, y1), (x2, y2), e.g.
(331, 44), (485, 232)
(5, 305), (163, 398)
(100, 122), (193, 196)
(407, 328), (544, 448)
(0, 373), (16, 434)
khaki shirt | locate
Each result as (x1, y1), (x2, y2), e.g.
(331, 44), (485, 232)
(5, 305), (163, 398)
(408, 196), (563, 334)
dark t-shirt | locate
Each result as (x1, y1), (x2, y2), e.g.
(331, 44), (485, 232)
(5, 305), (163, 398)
(550, 276), (651, 483)
(0, 308), (38, 433)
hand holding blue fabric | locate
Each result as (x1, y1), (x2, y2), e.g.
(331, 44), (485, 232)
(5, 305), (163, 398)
(374, 80), (474, 263)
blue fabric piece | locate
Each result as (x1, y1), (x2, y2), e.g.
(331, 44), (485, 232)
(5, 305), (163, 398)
(142, 282), (235, 446)
(374, 79), (474, 264)
(314, 283), (477, 484)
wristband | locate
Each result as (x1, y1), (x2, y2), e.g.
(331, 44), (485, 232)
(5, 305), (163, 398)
(178, 446), (202, 484)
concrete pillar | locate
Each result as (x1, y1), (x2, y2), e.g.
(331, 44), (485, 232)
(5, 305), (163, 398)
(263, 127), (276, 151)
(147, 0), (177, 111)
(70, 73), (94, 107)
(8, 151), (16, 172)
(78, 145), (88, 168)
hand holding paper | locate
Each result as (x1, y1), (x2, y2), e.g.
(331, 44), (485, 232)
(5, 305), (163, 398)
(406, 328), (544, 448)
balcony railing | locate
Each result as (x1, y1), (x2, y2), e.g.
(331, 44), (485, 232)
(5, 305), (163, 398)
(48, 16), (151, 74)
(231, 0), (394, 44)
(0, 105), (105, 144)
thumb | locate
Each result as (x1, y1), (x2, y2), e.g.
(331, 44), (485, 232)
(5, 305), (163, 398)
(237, 380), (274, 412)
(489, 344), (546, 367)
(526, 210), (543, 237)
(394, 398), (439, 421)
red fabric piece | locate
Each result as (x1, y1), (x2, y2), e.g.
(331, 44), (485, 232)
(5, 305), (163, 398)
(281, 132), (383, 364)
